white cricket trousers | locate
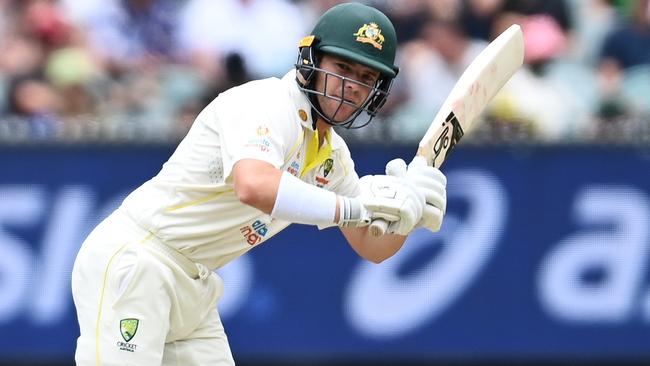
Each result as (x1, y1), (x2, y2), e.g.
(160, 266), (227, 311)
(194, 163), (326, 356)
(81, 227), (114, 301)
(71, 208), (235, 365)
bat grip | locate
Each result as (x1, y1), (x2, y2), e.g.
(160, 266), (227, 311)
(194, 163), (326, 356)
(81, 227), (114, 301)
(369, 218), (389, 237)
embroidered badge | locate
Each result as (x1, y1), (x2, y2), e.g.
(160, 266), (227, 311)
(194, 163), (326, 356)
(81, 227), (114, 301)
(120, 318), (139, 342)
(322, 158), (334, 177)
(353, 23), (385, 50)
(298, 109), (308, 122)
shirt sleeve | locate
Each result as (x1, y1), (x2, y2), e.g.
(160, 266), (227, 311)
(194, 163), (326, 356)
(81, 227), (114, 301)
(210, 81), (299, 181)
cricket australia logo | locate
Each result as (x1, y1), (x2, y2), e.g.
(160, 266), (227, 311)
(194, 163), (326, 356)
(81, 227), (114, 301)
(120, 318), (138, 342)
(315, 158), (334, 187)
(353, 23), (384, 50)
(322, 158), (334, 177)
(432, 112), (464, 166)
(117, 318), (139, 352)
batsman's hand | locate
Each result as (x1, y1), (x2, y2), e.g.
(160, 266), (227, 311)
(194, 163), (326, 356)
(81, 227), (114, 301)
(358, 174), (425, 236)
(385, 156), (447, 232)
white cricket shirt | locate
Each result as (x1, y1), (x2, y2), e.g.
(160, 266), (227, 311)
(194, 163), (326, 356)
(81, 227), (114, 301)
(121, 70), (361, 270)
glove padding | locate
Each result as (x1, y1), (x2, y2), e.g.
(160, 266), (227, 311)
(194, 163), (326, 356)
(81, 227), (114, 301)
(386, 156), (447, 232)
(358, 174), (425, 236)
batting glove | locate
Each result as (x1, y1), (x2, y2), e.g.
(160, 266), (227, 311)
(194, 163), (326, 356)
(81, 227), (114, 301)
(385, 156), (447, 232)
(358, 174), (425, 236)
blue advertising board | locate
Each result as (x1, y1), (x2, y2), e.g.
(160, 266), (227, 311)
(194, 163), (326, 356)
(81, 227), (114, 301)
(0, 145), (649, 362)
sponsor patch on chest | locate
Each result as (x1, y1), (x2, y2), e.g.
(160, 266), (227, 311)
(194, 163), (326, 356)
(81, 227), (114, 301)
(287, 161), (300, 176)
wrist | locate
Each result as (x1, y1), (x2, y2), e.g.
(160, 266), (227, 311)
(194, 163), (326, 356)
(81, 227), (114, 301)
(271, 172), (338, 226)
(337, 196), (369, 228)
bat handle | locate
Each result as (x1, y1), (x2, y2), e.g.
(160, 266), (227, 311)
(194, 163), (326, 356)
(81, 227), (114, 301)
(369, 218), (389, 237)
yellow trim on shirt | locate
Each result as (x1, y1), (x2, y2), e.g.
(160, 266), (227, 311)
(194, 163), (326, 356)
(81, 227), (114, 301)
(164, 190), (231, 212)
(284, 132), (304, 161)
(300, 129), (332, 178)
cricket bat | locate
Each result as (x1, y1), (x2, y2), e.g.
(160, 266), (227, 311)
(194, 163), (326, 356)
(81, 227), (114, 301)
(370, 24), (525, 236)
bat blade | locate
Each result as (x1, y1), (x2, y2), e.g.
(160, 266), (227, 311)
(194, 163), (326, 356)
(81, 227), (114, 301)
(369, 24), (524, 237)
(418, 24), (524, 168)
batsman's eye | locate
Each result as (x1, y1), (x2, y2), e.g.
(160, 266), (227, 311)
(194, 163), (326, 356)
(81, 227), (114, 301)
(336, 63), (351, 72)
(361, 72), (378, 84)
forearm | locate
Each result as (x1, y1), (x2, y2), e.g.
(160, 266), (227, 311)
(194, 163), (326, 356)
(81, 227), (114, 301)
(234, 159), (343, 226)
(233, 159), (283, 213)
(340, 226), (407, 263)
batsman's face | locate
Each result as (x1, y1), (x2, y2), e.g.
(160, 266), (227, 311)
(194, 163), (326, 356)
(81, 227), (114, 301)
(315, 55), (380, 123)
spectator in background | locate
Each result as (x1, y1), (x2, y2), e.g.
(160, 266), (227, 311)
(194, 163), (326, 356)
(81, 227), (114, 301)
(173, 0), (311, 131)
(23, 0), (72, 53)
(59, 0), (200, 140)
(502, 0), (573, 34)
(484, 5), (594, 141)
(0, 2), (50, 92)
(176, 0), (308, 81)
(376, 0), (432, 44)
(23, 0), (104, 121)
(61, 0), (181, 72)
(6, 73), (61, 138)
(461, 0), (506, 40)
(0, 0), (7, 113)
(569, 0), (617, 66)
(424, 0), (463, 22)
(595, 0), (650, 139)
(599, 0), (650, 70)
(389, 17), (487, 140)
(296, 0), (349, 24)
(44, 31), (102, 119)
(0, 0), (71, 138)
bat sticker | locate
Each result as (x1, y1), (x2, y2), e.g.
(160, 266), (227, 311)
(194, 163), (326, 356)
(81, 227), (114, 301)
(432, 112), (465, 166)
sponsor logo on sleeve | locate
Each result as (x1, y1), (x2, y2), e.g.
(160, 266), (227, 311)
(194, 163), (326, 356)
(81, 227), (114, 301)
(240, 220), (269, 245)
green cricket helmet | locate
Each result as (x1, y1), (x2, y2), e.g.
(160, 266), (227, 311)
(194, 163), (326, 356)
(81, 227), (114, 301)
(295, 2), (399, 129)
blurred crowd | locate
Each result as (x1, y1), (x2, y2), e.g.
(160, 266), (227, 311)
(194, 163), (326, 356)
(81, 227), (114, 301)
(0, 0), (648, 145)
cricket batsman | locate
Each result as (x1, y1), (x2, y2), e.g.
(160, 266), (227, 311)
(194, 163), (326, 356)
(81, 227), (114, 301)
(71, 3), (447, 365)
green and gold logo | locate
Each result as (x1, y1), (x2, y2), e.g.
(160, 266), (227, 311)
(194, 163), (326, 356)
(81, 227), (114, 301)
(322, 158), (334, 177)
(353, 23), (385, 50)
(120, 318), (139, 342)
